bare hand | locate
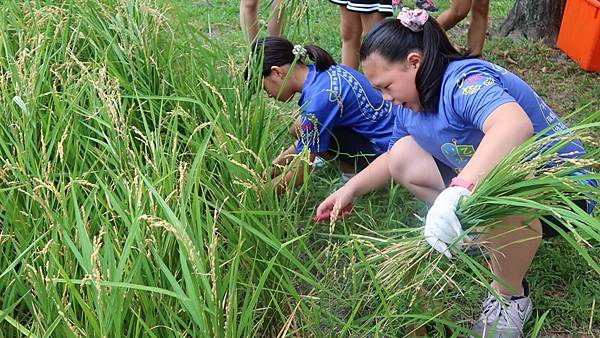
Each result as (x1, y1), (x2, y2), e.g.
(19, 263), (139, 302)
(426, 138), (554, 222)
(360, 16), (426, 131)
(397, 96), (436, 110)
(314, 186), (355, 222)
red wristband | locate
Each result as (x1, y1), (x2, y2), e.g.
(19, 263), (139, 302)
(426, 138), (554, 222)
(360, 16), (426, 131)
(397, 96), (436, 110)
(450, 177), (475, 192)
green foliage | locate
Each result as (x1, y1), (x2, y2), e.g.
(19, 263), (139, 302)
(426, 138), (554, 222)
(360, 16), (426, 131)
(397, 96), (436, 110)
(0, 0), (321, 336)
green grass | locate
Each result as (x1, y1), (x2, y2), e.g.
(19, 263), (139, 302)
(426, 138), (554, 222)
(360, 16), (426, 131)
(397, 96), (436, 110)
(0, 0), (598, 336)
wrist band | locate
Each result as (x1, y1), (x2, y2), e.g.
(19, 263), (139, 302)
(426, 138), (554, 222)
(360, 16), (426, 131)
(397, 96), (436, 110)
(450, 177), (475, 192)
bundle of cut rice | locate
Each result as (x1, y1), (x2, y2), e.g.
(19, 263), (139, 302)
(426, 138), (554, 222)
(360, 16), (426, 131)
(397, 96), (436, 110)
(358, 111), (600, 300)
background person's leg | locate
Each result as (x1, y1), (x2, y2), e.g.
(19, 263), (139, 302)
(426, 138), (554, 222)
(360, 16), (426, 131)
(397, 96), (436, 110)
(467, 0), (489, 55)
(340, 7), (362, 69)
(267, 0), (283, 36)
(327, 127), (379, 174)
(318, 151), (357, 174)
(435, 0), (471, 31)
(240, 0), (260, 41)
(360, 11), (386, 36)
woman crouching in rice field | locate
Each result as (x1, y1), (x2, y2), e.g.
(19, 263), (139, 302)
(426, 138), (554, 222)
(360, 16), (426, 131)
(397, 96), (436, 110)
(315, 8), (597, 337)
(249, 36), (396, 195)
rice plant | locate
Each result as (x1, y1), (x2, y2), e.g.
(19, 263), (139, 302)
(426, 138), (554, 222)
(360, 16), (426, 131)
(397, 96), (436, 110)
(0, 0), (324, 336)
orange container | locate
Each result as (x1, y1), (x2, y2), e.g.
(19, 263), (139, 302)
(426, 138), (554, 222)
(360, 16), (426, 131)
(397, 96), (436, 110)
(557, 0), (600, 71)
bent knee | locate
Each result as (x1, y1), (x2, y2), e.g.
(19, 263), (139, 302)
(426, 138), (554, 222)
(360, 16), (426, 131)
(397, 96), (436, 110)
(240, 0), (259, 11)
(388, 147), (411, 184)
(448, 1), (471, 20)
(470, 0), (489, 14)
(340, 26), (361, 42)
(388, 143), (442, 186)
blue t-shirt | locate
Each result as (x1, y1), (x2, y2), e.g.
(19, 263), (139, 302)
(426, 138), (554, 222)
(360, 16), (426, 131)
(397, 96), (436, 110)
(297, 64), (395, 154)
(389, 59), (585, 174)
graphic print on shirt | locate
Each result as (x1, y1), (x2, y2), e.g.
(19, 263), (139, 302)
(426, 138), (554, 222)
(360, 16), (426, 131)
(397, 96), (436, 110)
(296, 65), (395, 154)
(456, 71), (497, 96)
(490, 63), (509, 75)
(327, 66), (393, 121)
(441, 140), (476, 173)
(535, 93), (584, 154)
(535, 93), (568, 134)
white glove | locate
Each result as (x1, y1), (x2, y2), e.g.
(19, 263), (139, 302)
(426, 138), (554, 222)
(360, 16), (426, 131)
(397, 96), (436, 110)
(424, 186), (471, 258)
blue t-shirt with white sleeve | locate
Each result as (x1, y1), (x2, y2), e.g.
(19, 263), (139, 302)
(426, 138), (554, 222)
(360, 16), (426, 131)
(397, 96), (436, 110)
(388, 59), (585, 174)
(296, 64), (395, 154)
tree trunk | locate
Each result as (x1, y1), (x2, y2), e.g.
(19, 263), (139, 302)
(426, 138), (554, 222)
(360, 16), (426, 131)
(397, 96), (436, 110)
(500, 0), (567, 45)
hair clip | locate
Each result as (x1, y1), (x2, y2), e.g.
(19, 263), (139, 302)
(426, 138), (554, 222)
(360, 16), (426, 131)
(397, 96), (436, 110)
(397, 7), (429, 32)
(292, 44), (308, 60)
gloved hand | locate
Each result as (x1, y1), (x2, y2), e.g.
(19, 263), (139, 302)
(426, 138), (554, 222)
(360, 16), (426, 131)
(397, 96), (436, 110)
(424, 186), (471, 258)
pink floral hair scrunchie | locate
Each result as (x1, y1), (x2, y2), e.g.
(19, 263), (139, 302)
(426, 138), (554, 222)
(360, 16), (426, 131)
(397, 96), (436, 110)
(397, 7), (429, 32)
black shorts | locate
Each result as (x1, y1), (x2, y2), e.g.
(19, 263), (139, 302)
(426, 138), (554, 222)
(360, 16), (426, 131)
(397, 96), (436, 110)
(434, 158), (456, 187)
(329, 0), (394, 16)
(326, 127), (381, 171)
(433, 158), (597, 239)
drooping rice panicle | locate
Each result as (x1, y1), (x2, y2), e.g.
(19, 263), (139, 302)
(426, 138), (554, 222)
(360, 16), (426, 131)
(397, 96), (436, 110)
(0, 1), (326, 336)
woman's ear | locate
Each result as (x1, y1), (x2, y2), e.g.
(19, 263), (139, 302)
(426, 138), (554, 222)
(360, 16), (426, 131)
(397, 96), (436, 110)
(406, 52), (422, 70)
(270, 65), (287, 79)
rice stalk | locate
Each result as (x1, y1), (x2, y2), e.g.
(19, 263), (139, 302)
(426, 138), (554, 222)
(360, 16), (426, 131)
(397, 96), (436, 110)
(0, 0), (324, 336)
(355, 113), (600, 310)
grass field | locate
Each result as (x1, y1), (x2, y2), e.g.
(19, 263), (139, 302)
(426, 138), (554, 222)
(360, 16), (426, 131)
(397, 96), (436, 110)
(0, 0), (598, 336)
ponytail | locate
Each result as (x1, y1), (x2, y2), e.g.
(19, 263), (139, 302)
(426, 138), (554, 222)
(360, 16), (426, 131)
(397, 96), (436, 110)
(417, 19), (468, 111)
(249, 37), (336, 78)
(361, 17), (473, 112)
(304, 45), (336, 71)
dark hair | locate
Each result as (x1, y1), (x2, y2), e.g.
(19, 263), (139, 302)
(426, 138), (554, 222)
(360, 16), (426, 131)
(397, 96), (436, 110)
(250, 36), (336, 77)
(360, 17), (474, 112)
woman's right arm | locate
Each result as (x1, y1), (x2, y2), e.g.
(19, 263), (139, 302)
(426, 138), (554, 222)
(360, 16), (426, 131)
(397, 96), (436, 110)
(316, 152), (391, 220)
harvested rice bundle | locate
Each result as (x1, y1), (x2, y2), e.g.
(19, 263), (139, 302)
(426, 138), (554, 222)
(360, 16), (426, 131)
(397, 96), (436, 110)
(361, 116), (600, 299)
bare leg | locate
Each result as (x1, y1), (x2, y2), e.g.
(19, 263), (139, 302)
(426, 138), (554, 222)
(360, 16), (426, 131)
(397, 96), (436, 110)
(467, 0), (489, 55)
(360, 11), (386, 36)
(435, 0), (471, 31)
(267, 0), (283, 36)
(388, 136), (445, 204)
(479, 216), (542, 295)
(339, 7), (362, 69)
(240, 0), (259, 41)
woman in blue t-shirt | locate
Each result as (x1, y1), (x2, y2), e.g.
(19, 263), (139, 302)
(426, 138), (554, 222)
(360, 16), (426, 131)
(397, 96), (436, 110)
(249, 37), (396, 193)
(316, 8), (595, 336)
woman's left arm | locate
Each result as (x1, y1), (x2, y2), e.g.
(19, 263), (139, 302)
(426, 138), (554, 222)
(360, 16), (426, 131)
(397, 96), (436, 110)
(455, 102), (533, 186)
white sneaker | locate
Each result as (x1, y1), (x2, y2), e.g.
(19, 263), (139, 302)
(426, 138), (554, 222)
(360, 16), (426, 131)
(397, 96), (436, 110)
(312, 156), (327, 169)
(330, 172), (356, 192)
(340, 172), (355, 184)
(470, 282), (533, 338)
